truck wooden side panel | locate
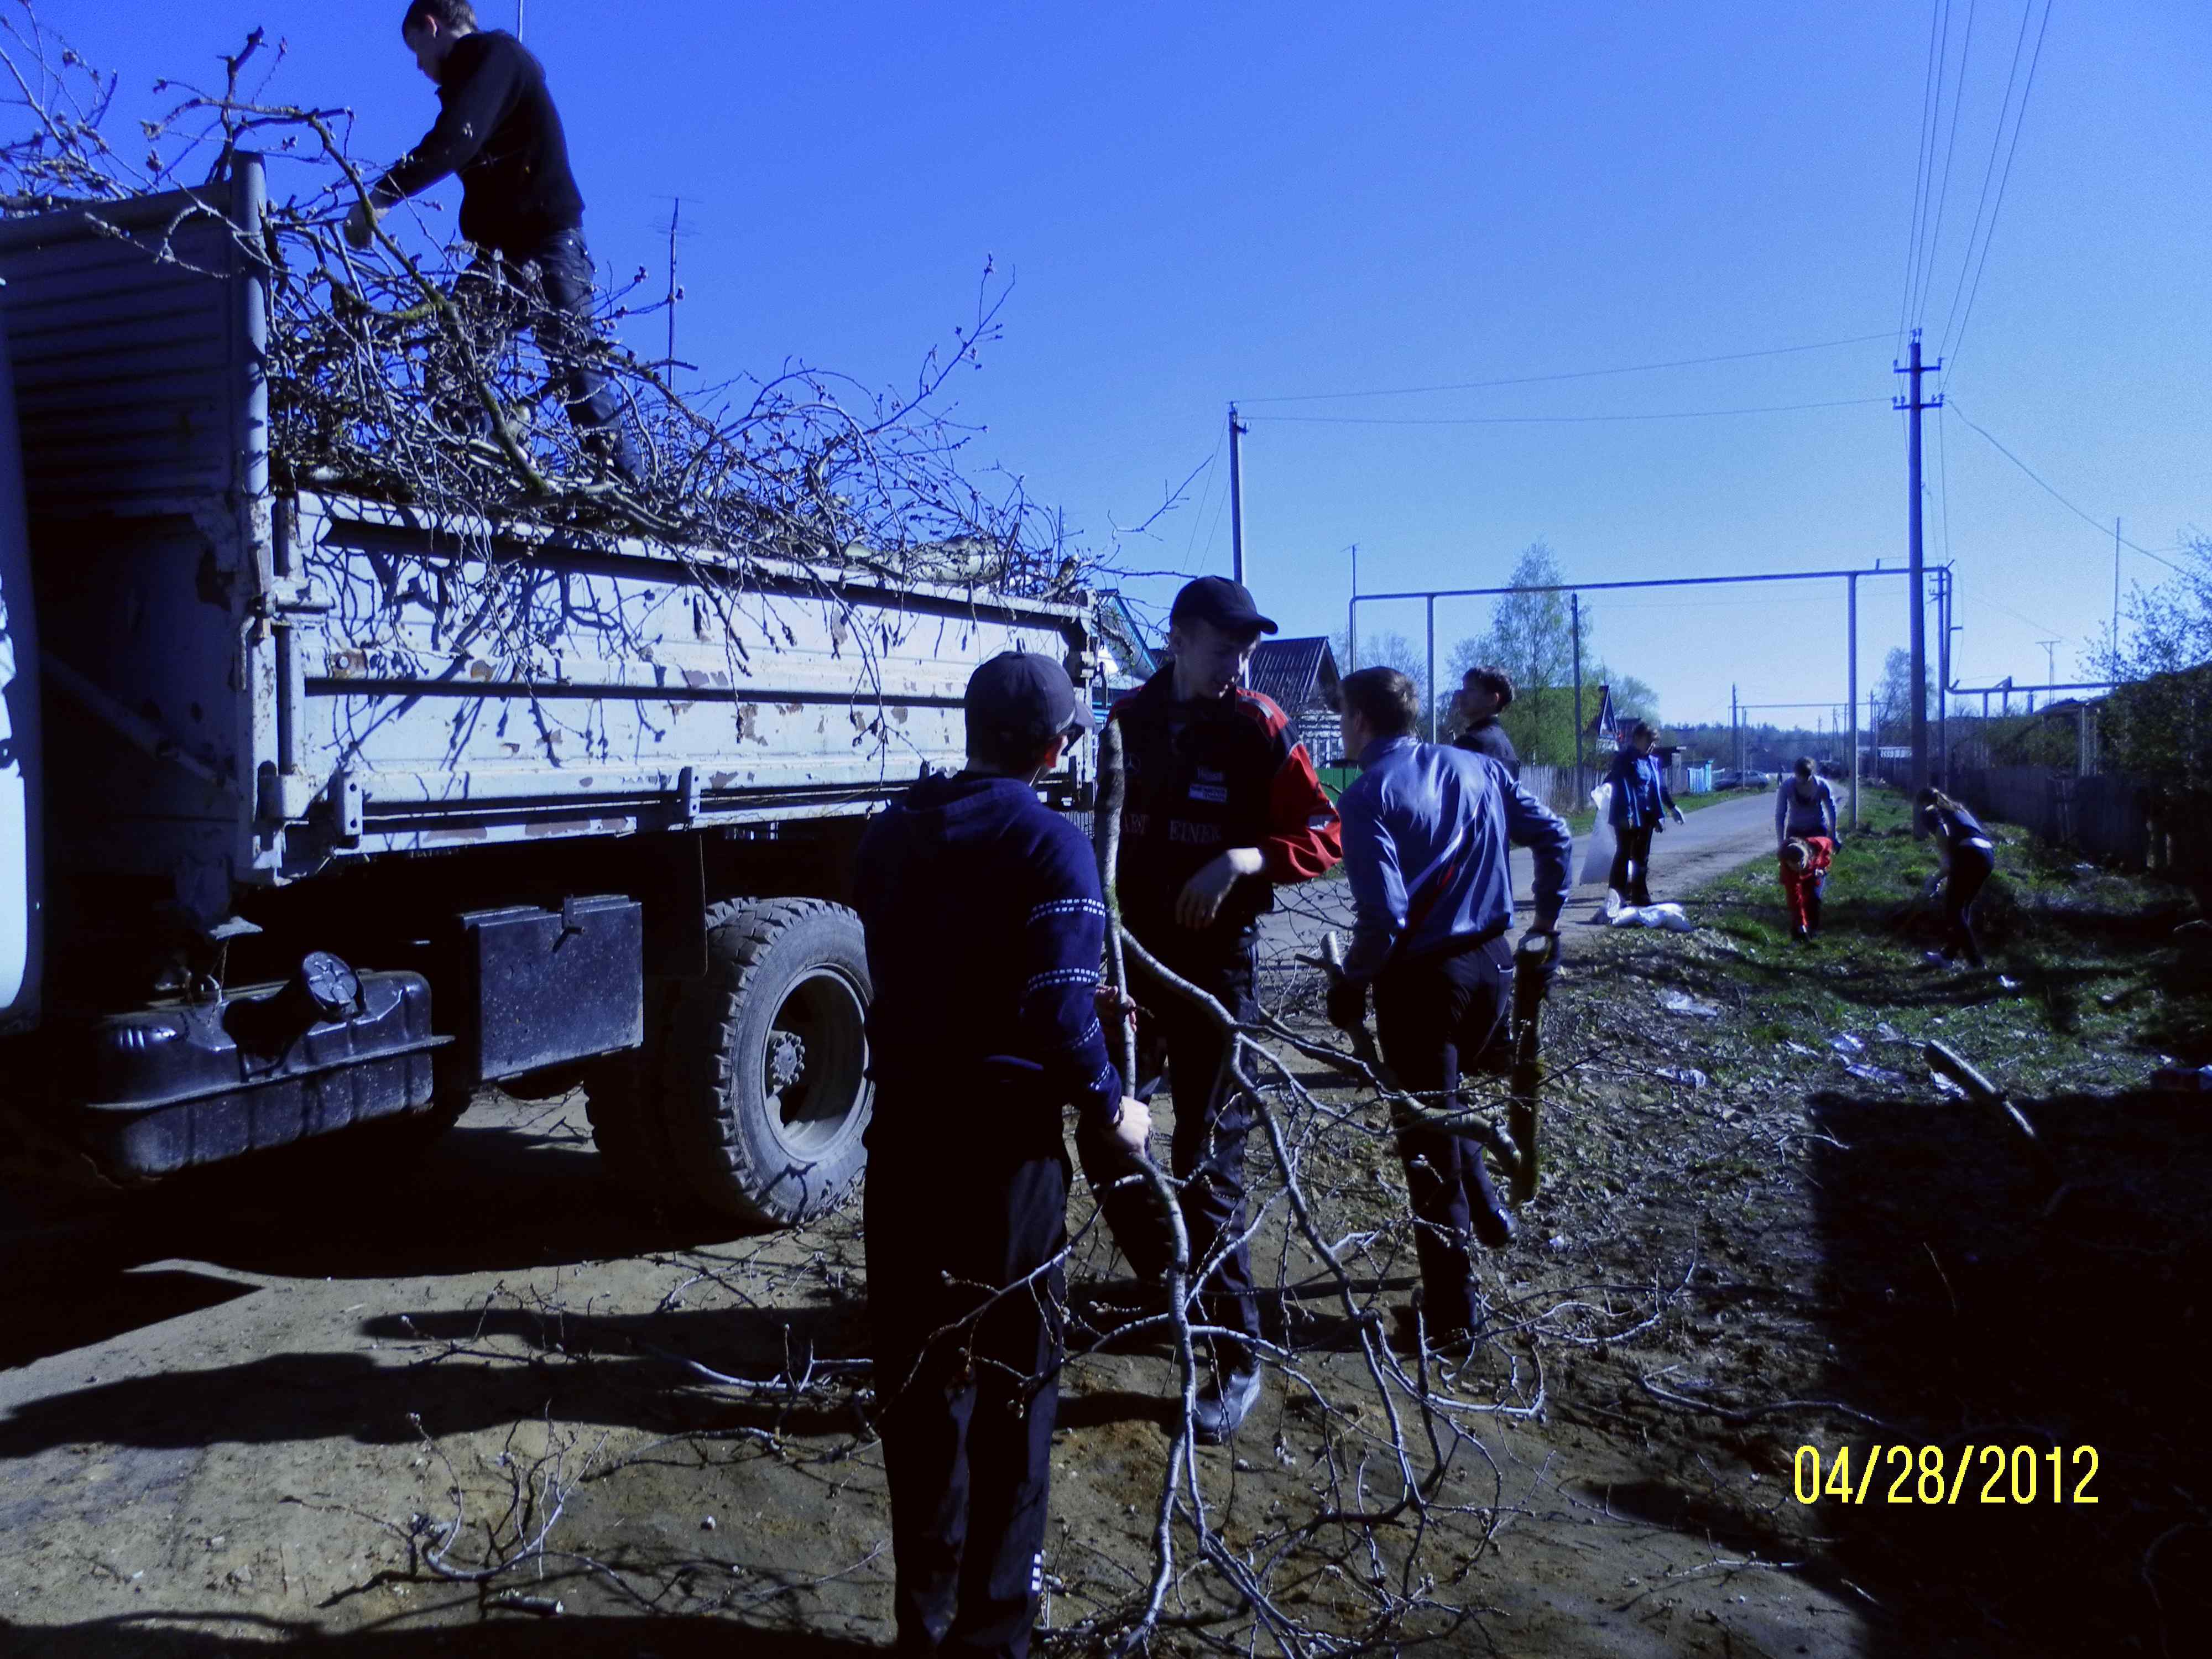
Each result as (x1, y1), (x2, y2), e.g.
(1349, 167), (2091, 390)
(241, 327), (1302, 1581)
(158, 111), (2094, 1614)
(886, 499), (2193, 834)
(0, 164), (1092, 927)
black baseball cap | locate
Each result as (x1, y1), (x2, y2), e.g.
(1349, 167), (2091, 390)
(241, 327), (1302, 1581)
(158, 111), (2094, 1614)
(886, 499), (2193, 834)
(964, 650), (1093, 746)
(1170, 575), (1277, 637)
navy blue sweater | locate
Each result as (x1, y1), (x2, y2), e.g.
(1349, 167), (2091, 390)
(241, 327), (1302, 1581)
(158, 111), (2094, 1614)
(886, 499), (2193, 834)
(854, 774), (1122, 1151)
(374, 30), (584, 253)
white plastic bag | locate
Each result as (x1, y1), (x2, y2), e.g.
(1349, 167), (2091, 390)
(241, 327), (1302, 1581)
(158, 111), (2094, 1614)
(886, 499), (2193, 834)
(1578, 782), (1616, 886)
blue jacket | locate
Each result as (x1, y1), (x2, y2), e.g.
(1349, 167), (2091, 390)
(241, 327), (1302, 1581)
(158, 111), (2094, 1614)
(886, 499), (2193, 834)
(1337, 736), (1574, 984)
(1606, 750), (1676, 830)
(855, 774), (1121, 1147)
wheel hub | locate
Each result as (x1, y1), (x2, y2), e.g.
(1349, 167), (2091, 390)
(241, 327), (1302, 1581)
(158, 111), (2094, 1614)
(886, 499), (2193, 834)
(766, 1029), (807, 1095)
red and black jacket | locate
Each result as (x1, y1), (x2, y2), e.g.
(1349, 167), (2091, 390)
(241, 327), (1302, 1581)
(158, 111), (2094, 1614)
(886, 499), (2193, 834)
(1108, 667), (1342, 956)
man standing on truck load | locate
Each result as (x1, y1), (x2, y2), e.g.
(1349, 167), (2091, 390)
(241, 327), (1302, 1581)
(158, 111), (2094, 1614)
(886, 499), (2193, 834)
(1451, 665), (1521, 779)
(1110, 576), (1343, 1444)
(1329, 667), (1570, 1350)
(855, 650), (1150, 1658)
(346, 0), (643, 484)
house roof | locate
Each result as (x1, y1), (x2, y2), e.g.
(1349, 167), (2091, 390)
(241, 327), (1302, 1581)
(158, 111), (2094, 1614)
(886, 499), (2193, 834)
(1248, 636), (1341, 713)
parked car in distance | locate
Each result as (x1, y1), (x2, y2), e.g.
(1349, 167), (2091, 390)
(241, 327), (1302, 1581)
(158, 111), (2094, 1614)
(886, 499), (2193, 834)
(1712, 769), (1772, 790)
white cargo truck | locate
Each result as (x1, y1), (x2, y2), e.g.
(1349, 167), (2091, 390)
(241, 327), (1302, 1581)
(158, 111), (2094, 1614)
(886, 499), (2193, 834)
(0, 159), (1096, 1225)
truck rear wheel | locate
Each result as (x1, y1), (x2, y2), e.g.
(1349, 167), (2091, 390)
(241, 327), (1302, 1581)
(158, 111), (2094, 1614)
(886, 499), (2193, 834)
(659, 898), (873, 1228)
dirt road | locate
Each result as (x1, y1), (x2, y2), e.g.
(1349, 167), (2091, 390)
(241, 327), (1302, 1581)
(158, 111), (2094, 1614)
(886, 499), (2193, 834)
(1258, 788), (1786, 972)
(0, 787), (1870, 1656)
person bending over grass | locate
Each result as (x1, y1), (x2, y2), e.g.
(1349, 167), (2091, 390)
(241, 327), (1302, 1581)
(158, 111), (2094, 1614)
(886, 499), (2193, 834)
(1914, 787), (1996, 970)
(1779, 835), (1832, 943)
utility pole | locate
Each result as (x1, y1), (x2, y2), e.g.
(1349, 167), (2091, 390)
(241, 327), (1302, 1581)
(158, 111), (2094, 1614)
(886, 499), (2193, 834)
(1425, 597), (1437, 743)
(1571, 593), (1585, 786)
(665, 196), (680, 373)
(1228, 404), (1249, 586)
(2114, 519), (2122, 668)
(1346, 544), (1358, 672)
(1936, 566), (1952, 786)
(1731, 685), (1740, 774)
(1895, 330), (1942, 800)
(517, 1), (526, 39)
(2039, 639), (2060, 688)
(1846, 572), (1859, 828)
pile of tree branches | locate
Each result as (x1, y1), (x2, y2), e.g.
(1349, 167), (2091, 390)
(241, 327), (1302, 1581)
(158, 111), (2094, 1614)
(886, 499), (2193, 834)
(0, 1), (1083, 598)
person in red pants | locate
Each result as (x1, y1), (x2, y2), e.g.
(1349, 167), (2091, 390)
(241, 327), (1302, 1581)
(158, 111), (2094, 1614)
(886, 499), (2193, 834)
(1779, 835), (1833, 944)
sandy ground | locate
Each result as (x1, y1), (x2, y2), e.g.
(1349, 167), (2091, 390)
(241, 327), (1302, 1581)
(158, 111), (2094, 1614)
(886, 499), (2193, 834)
(0, 790), (1874, 1656)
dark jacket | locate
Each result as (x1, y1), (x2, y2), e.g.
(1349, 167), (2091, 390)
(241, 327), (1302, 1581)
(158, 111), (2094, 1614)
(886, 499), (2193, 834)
(1108, 667), (1342, 958)
(1928, 804), (1994, 858)
(1606, 749), (1676, 829)
(374, 30), (584, 252)
(854, 774), (1121, 1153)
(1452, 717), (1521, 780)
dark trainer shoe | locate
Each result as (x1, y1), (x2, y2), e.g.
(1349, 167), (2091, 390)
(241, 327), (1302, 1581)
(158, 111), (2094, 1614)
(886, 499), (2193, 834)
(1192, 1366), (1264, 1445)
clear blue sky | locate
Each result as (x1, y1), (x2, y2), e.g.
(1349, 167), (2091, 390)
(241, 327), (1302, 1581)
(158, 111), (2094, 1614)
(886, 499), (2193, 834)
(65, 1), (2209, 729)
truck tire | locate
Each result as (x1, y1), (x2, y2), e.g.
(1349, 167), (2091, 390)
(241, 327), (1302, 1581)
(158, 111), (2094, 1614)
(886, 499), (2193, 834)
(582, 978), (680, 1201)
(659, 898), (873, 1228)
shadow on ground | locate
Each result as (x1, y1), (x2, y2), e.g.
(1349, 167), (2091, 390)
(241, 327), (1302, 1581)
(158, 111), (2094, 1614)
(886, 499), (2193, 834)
(1794, 1082), (2212, 1655)
(0, 1105), (759, 1372)
(0, 1611), (884, 1657)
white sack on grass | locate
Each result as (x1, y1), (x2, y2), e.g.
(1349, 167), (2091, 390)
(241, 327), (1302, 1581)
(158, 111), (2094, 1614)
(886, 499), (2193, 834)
(1578, 783), (1616, 885)
(1608, 901), (1695, 932)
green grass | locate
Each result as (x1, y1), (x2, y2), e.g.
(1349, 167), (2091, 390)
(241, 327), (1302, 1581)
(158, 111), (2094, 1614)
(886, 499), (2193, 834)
(1562, 783), (1747, 837)
(1586, 786), (2211, 1089)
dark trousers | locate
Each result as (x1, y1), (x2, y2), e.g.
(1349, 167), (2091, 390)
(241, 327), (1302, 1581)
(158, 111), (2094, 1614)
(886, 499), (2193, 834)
(867, 1140), (1068, 1658)
(1132, 934), (1261, 1371)
(455, 228), (643, 482)
(1942, 846), (1994, 968)
(1609, 823), (1656, 905)
(1372, 936), (1515, 1333)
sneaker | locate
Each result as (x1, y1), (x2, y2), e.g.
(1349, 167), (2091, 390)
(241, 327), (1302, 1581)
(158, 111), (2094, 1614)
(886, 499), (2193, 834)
(1191, 1366), (1264, 1445)
(1470, 1193), (1517, 1251)
(1922, 950), (1949, 968)
(1792, 925), (1809, 943)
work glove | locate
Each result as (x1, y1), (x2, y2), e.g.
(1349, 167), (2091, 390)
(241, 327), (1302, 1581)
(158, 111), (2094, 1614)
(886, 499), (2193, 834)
(1922, 872), (1944, 899)
(1671, 807), (1687, 826)
(1327, 977), (1368, 1032)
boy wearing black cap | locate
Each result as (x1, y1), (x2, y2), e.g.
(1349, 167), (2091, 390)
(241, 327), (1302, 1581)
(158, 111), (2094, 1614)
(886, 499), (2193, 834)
(855, 650), (1150, 1659)
(1108, 576), (1343, 1443)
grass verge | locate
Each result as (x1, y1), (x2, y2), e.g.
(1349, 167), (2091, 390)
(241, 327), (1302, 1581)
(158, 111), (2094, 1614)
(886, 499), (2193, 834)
(1511, 787), (2212, 1654)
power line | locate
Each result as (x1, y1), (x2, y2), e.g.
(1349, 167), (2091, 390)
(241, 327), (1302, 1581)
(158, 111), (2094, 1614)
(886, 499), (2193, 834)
(1898, 0), (1949, 353)
(1942, 0), (2055, 375)
(1919, 0), (1980, 332)
(1934, 0), (2038, 355)
(1905, 0), (1959, 336)
(1245, 396), (1891, 428)
(1180, 425), (1227, 567)
(1945, 400), (2190, 575)
(1236, 332), (1893, 405)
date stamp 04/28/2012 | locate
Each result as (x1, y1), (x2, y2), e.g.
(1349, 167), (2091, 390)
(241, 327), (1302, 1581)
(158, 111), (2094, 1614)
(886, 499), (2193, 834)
(1793, 1445), (2100, 1506)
